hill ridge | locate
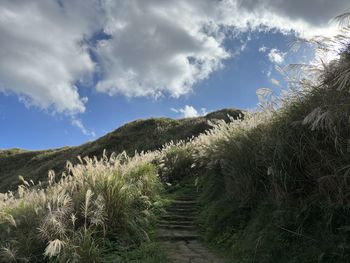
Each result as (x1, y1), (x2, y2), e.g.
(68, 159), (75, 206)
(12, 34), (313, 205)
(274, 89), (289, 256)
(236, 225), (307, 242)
(0, 108), (242, 192)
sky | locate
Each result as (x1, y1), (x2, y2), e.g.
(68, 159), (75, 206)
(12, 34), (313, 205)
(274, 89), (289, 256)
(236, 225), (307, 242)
(0, 0), (349, 150)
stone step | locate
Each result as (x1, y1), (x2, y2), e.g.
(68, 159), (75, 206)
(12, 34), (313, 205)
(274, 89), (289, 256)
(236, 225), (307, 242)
(174, 198), (198, 202)
(176, 194), (199, 199)
(166, 207), (197, 214)
(164, 211), (198, 218)
(164, 213), (197, 218)
(176, 197), (197, 201)
(169, 207), (197, 213)
(157, 229), (200, 241)
(161, 214), (196, 221)
(167, 205), (195, 209)
(171, 200), (197, 206)
(158, 224), (196, 230)
(158, 220), (196, 226)
(170, 204), (198, 209)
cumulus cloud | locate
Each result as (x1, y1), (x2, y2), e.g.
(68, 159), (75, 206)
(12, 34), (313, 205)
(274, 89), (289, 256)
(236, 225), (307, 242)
(0, 0), (103, 114)
(222, 0), (347, 37)
(238, 0), (348, 29)
(179, 105), (199, 118)
(268, 48), (286, 64)
(95, 0), (229, 98)
(0, 0), (349, 114)
(171, 105), (208, 118)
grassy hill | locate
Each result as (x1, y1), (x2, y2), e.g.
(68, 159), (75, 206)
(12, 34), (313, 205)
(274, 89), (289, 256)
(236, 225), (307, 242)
(0, 108), (242, 192)
(1, 15), (350, 263)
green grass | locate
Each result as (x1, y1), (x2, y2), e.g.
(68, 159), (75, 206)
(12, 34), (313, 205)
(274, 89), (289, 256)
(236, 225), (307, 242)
(103, 241), (168, 263)
(0, 152), (166, 262)
(2, 14), (350, 263)
(190, 30), (350, 262)
(0, 108), (242, 192)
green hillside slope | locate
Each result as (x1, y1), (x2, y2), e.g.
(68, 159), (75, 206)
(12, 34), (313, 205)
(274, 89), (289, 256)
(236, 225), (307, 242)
(0, 108), (242, 192)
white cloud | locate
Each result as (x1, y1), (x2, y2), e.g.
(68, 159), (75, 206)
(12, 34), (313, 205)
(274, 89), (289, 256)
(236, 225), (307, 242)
(259, 46), (268, 53)
(71, 118), (96, 137)
(172, 105), (208, 118)
(0, 0), (349, 114)
(268, 48), (286, 64)
(0, 0), (103, 114)
(219, 0), (344, 38)
(179, 105), (199, 118)
(95, 0), (229, 98)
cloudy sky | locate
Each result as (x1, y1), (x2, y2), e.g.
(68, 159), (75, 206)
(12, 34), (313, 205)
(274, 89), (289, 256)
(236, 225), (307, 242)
(0, 0), (349, 149)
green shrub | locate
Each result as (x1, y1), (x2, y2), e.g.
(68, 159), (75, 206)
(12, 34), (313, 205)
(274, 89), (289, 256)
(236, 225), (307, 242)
(157, 142), (195, 183)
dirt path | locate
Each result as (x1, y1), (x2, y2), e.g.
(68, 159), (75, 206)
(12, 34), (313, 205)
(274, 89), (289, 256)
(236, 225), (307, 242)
(157, 189), (225, 263)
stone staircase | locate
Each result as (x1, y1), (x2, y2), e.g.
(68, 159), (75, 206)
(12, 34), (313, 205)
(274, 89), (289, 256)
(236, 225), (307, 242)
(157, 186), (225, 263)
(157, 192), (200, 242)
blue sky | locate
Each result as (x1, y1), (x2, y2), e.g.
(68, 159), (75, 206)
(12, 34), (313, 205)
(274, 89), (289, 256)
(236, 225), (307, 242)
(0, 0), (347, 150)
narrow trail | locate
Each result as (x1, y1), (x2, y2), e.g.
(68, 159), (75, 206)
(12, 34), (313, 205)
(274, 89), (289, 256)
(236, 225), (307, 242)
(156, 186), (225, 263)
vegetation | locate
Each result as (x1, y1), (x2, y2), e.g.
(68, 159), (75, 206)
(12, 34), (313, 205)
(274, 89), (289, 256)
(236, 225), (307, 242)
(0, 109), (241, 192)
(1, 13), (350, 263)
(189, 19), (350, 262)
(0, 151), (164, 262)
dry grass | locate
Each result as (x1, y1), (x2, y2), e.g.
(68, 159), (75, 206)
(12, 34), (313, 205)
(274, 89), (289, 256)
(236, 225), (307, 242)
(1, 13), (350, 263)
(187, 14), (350, 262)
(0, 151), (163, 262)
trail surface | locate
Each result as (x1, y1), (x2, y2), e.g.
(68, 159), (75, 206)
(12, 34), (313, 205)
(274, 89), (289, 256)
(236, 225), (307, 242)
(157, 188), (225, 263)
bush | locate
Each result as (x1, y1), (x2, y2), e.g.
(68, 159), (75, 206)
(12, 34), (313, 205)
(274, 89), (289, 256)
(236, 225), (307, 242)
(157, 142), (195, 183)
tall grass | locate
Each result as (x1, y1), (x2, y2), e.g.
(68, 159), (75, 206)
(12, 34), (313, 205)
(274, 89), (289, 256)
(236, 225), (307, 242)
(0, 151), (163, 262)
(156, 141), (196, 183)
(1, 14), (350, 263)
(185, 15), (350, 262)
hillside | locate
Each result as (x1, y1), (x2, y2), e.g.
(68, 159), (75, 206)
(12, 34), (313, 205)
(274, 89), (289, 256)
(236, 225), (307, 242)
(0, 108), (242, 192)
(1, 28), (350, 263)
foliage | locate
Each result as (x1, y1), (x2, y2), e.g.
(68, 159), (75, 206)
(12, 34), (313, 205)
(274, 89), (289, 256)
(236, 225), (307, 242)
(157, 142), (196, 183)
(0, 110), (242, 192)
(0, 151), (163, 262)
(101, 241), (167, 263)
(192, 16), (350, 262)
(2, 13), (350, 263)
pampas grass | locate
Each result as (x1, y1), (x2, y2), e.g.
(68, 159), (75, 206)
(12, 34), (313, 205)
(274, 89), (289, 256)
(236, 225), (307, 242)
(1, 12), (350, 263)
(0, 151), (163, 262)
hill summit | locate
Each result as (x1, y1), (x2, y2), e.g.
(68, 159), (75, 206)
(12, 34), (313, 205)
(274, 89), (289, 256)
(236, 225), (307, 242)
(0, 108), (242, 192)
